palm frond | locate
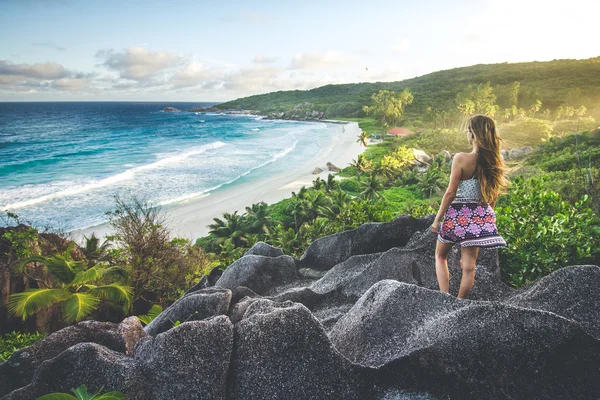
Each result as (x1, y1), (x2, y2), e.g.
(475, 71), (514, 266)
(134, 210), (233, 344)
(62, 292), (101, 322)
(88, 283), (133, 313)
(102, 266), (129, 281)
(137, 304), (163, 326)
(72, 266), (104, 285)
(7, 289), (70, 320)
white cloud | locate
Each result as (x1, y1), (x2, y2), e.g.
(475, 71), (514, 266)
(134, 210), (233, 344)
(290, 51), (355, 70)
(253, 55), (277, 64)
(97, 47), (183, 81)
(392, 39), (411, 53)
(0, 60), (71, 79)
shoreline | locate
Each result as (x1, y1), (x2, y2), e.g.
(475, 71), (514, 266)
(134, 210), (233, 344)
(74, 121), (366, 242)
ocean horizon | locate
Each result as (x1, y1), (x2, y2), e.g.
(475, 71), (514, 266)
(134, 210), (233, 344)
(0, 102), (340, 232)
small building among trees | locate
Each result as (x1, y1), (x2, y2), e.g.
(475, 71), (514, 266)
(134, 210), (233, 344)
(386, 127), (414, 137)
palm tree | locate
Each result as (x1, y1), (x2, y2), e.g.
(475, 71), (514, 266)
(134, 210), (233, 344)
(244, 202), (273, 235)
(356, 130), (369, 147)
(8, 243), (131, 323)
(360, 174), (385, 203)
(289, 200), (309, 232)
(207, 211), (248, 247)
(350, 154), (372, 182)
(324, 174), (340, 193)
(313, 177), (327, 191)
(82, 234), (110, 266)
(417, 168), (446, 197)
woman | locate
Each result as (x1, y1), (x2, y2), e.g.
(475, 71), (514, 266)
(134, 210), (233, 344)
(431, 114), (508, 299)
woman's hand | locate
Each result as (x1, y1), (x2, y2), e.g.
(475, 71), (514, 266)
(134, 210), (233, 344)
(431, 219), (441, 233)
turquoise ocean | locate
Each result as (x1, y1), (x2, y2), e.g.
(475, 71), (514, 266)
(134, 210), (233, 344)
(0, 102), (338, 232)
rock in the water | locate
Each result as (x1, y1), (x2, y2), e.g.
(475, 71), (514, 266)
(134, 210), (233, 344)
(135, 316), (233, 400)
(215, 254), (298, 295)
(298, 215), (431, 270)
(163, 107), (180, 112)
(413, 149), (432, 165)
(326, 162), (341, 172)
(312, 167), (323, 174)
(243, 241), (284, 258)
(228, 300), (375, 399)
(0, 317), (146, 397)
(144, 288), (231, 336)
(3, 343), (148, 400)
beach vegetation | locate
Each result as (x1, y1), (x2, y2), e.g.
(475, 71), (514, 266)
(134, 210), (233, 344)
(106, 196), (214, 311)
(7, 242), (132, 323)
(36, 384), (125, 400)
(363, 89), (414, 133)
(0, 331), (46, 362)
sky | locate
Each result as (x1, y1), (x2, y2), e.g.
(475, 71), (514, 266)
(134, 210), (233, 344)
(0, 0), (599, 102)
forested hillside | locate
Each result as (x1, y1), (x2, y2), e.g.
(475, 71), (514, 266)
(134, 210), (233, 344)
(217, 57), (600, 120)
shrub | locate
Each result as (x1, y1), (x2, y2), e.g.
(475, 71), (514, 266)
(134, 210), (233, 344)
(339, 178), (362, 193)
(0, 331), (46, 362)
(496, 177), (600, 287)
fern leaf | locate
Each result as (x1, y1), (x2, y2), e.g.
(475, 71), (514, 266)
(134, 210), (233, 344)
(62, 292), (100, 322)
(7, 289), (69, 320)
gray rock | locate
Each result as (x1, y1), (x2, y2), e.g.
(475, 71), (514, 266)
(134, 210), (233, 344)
(501, 149), (509, 160)
(327, 162), (341, 172)
(413, 149), (432, 165)
(215, 254), (298, 295)
(228, 296), (262, 324)
(243, 241), (284, 258)
(505, 265), (600, 338)
(2, 343), (148, 400)
(231, 285), (260, 305)
(440, 150), (452, 159)
(163, 107), (180, 112)
(312, 167), (323, 174)
(135, 316), (233, 400)
(509, 146), (533, 160)
(330, 279), (600, 399)
(0, 317), (146, 397)
(228, 300), (375, 399)
(298, 215), (431, 270)
(144, 288), (231, 336)
(183, 275), (210, 295)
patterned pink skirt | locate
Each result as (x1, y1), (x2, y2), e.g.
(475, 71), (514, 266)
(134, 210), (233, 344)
(438, 202), (507, 248)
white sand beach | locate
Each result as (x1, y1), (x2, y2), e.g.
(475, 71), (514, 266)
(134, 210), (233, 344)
(75, 121), (366, 242)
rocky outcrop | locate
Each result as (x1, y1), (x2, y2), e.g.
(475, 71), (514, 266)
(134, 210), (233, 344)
(326, 162), (341, 172)
(144, 288), (231, 336)
(2, 214), (599, 399)
(0, 317), (146, 396)
(501, 146), (534, 160)
(312, 167), (323, 174)
(163, 107), (180, 112)
(413, 149), (432, 165)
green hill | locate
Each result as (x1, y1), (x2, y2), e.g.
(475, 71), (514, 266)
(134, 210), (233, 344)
(216, 57), (600, 120)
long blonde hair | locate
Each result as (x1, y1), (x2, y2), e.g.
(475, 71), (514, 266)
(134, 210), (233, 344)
(468, 115), (508, 204)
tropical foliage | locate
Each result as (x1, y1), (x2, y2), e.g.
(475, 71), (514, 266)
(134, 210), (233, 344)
(7, 242), (132, 323)
(0, 331), (46, 362)
(36, 385), (125, 400)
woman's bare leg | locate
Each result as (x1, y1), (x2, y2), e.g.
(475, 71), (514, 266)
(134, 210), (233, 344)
(435, 240), (453, 293)
(458, 246), (479, 299)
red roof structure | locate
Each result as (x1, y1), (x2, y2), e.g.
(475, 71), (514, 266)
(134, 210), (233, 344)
(387, 127), (414, 137)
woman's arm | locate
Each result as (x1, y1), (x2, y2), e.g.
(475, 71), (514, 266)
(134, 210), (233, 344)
(432, 154), (464, 232)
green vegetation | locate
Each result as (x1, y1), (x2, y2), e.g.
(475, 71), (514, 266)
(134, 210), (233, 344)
(0, 331), (46, 362)
(363, 89), (414, 133)
(8, 242), (132, 323)
(217, 57), (600, 121)
(37, 385), (125, 400)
